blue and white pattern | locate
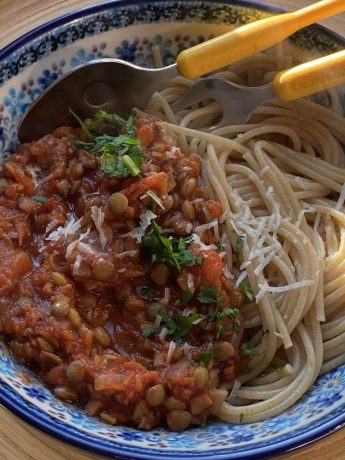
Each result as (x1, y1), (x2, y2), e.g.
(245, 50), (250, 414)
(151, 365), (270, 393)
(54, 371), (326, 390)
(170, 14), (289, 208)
(0, 1), (345, 459)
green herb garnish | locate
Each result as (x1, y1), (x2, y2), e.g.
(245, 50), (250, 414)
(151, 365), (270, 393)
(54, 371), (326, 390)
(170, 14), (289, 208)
(216, 308), (240, 320)
(176, 291), (194, 307)
(197, 286), (222, 305)
(158, 308), (199, 344)
(235, 235), (245, 256)
(200, 351), (214, 367)
(142, 328), (156, 338)
(69, 108), (94, 140)
(215, 324), (224, 339)
(32, 196), (48, 205)
(143, 221), (202, 271)
(241, 343), (261, 358)
(274, 302), (281, 310)
(232, 322), (241, 334)
(72, 109), (143, 178)
(239, 280), (254, 302)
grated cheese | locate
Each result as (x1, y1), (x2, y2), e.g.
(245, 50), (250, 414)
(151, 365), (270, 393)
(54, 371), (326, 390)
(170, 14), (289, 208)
(115, 250), (138, 259)
(45, 219), (60, 234)
(46, 214), (82, 241)
(166, 341), (176, 363)
(187, 273), (195, 292)
(235, 270), (247, 288)
(91, 206), (107, 249)
(160, 288), (170, 305)
(126, 210), (157, 243)
(146, 189), (165, 210)
(159, 327), (169, 341)
(191, 233), (217, 251)
(194, 220), (219, 234)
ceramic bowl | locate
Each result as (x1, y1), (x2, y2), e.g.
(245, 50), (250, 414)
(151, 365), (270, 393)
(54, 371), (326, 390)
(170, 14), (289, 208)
(1, 1), (345, 459)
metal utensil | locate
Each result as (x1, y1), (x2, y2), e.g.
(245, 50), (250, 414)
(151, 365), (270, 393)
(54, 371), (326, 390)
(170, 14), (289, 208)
(18, 0), (345, 142)
(172, 50), (345, 129)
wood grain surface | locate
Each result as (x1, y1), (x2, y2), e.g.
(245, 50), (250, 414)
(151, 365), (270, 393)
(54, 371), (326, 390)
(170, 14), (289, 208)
(0, 1), (345, 459)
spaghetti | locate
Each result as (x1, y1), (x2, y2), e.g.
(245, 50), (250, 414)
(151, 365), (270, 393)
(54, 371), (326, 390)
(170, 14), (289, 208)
(144, 44), (345, 423)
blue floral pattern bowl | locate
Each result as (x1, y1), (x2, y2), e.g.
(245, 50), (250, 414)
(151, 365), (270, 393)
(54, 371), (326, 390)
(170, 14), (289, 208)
(1, 1), (345, 459)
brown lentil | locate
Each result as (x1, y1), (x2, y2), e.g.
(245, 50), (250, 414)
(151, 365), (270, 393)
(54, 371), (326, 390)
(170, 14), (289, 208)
(214, 341), (235, 361)
(166, 410), (192, 432)
(40, 351), (63, 367)
(150, 263), (169, 286)
(51, 272), (68, 286)
(181, 200), (195, 221)
(92, 259), (115, 281)
(94, 327), (111, 347)
(145, 384), (166, 407)
(51, 297), (71, 317)
(54, 386), (78, 402)
(99, 412), (117, 425)
(70, 162), (84, 179)
(108, 192), (128, 215)
(180, 177), (196, 197)
(68, 308), (81, 328)
(66, 360), (86, 383)
(163, 397), (186, 412)
(194, 367), (209, 390)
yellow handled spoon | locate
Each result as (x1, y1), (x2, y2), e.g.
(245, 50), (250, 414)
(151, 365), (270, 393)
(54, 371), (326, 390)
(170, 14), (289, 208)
(18, 0), (345, 141)
(173, 49), (345, 128)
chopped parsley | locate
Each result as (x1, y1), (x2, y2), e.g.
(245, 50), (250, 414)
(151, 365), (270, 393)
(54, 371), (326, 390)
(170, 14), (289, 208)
(176, 291), (194, 307)
(215, 324), (224, 339)
(142, 327), (156, 338)
(200, 351), (214, 367)
(32, 196), (48, 205)
(241, 343), (261, 358)
(158, 308), (199, 344)
(71, 109), (143, 178)
(235, 235), (245, 256)
(239, 280), (254, 302)
(197, 286), (222, 305)
(232, 322), (241, 334)
(216, 308), (240, 320)
(143, 221), (202, 271)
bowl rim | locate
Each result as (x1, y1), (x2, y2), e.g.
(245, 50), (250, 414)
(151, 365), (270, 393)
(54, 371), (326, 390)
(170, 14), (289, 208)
(1, 0), (345, 459)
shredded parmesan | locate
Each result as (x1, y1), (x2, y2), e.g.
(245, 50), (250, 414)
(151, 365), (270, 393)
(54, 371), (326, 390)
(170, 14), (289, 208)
(191, 233), (217, 251)
(159, 327), (169, 341)
(235, 271), (247, 288)
(91, 206), (107, 249)
(166, 341), (176, 363)
(187, 273), (195, 292)
(160, 288), (170, 305)
(115, 250), (138, 259)
(194, 220), (219, 234)
(45, 219), (60, 234)
(146, 190), (165, 210)
(46, 214), (82, 241)
(126, 210), (157, 243)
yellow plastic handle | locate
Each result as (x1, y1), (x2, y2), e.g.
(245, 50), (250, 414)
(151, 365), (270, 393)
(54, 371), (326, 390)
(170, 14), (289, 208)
(177, 0), (345, 79)
(272, 50), (345, 101)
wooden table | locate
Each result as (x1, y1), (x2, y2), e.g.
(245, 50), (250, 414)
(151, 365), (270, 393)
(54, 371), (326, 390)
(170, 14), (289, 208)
(0, 1), (345, 459)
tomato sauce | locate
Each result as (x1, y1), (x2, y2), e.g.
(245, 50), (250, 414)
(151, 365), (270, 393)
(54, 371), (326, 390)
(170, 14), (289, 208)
(0, 115), (247, 431)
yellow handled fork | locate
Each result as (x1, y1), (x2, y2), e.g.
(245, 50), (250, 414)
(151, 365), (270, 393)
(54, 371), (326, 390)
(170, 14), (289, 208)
(173, 49), (345, 127)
